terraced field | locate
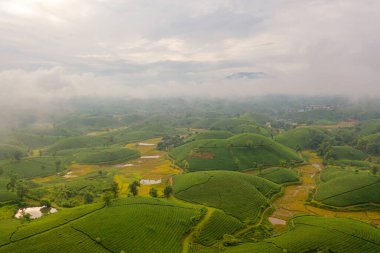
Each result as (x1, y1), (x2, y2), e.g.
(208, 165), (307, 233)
(195, 209), (244, 246)
(0, 198), (202, 253)
(256, 167), (300, 184)
(315, 172), (380, 207)
(170, 133), (302, 171)
(173, 171), (281, 222)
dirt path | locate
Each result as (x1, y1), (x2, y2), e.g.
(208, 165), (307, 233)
(182, 207), (215, 253)
(269, 151), (380, 227)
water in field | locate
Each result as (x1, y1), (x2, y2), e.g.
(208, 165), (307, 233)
(15, 206), (58, 219)
(138, 142), (155, 146)
(140, 178), (162, 185)
(141, 155), (160, 159)
(114, 163), (134, 168)
(268, 217), (287, 225)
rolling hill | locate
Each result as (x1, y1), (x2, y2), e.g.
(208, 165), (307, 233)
(172, 171), (281, 222)
(275, 127), (329, 150)
(170, 133), (302, 171)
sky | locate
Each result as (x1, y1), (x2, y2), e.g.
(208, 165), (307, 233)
(0, 0), (379, 101)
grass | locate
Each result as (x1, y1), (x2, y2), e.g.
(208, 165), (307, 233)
(258, 167), (300, 184)
(315, 172), (380, 207)
(173, 171), (281, 222)
(225, 215), (380, 253)
(275, 126), (329, 150)
(170, 133), (302, 171)
(196, 209), (244, 246)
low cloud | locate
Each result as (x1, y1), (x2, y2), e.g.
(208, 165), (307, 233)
(226, 72), (266, 80)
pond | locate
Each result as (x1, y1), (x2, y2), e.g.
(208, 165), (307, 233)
(15, 206), (58, 219)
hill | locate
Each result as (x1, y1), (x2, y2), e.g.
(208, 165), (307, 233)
(187, 131), (233, 141)
(258, 167), (300, 184)
(275, 127), (329, 150)
(357, 133), (380, 155)
(172, 171), (281, 222)
(327, 145), (367, 160)
(56, 147), (140, 165)
(225, 215), (380, 253)
(170, 133), (302, 171)
(315, 171), (380, 207)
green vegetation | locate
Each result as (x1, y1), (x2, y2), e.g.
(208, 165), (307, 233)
(275, 127), (329, 150)
(357, 133), (380, 155)
(189, 131), (233, 141)
(258, 167), (300, 184)
(73, 147), (139, 165)
(173, 171), (281, 222)
(170, 133), (302, 171)
(225, 215), (380, 253)
(196, 209), (244, 246)
(315, 171), (380, 207)
(0, 157), (66, 179)
(0, 144), (26, 160)
(327, 145), (366, 160)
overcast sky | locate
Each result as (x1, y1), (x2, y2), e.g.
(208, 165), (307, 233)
(0, 0), (379, 101)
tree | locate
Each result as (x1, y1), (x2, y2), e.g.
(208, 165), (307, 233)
(149, 187), (158, 198)
(103, 191), (113, 206)
(163, 186), (172, 198)
(83, 191), (94, 204)
(13, 151), (23, 161)
(128, 180), (140, 196)
(371, 166), (379, 175)
(55, 160), (62, 172)
(257, 164), (264, 174)
(16, 180), (28, 200)
(40, 199), (51, 208)
(6, 173), (18, 192)
(111, 181), (119, 197)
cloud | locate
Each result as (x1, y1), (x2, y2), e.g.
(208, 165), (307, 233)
(0, 0), (379, 100)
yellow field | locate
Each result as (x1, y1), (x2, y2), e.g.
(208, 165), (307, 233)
(115, 138), (180, 197)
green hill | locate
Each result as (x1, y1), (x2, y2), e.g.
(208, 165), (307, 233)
(357, 133), (380, 155)
(57, 147), (140, 165)
(196, 209), (244, 246)
(356, 119), (380, 136)
(0, 144), (26, 159)
(315, 172), (380, 207)
(327, 145), (367, 160)
(0, 156), (67, 179)
(225, 215), (380, 253)
(170, 133), (302, 171)
(258, 167), (300, 184)
(0, 198), (203, 253)
(275, 127), (329, 150)
(188, 131), (233, 141)
(172, 171), (281, 222)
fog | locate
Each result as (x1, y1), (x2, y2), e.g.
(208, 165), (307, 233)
(0, 0), (379, 116)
